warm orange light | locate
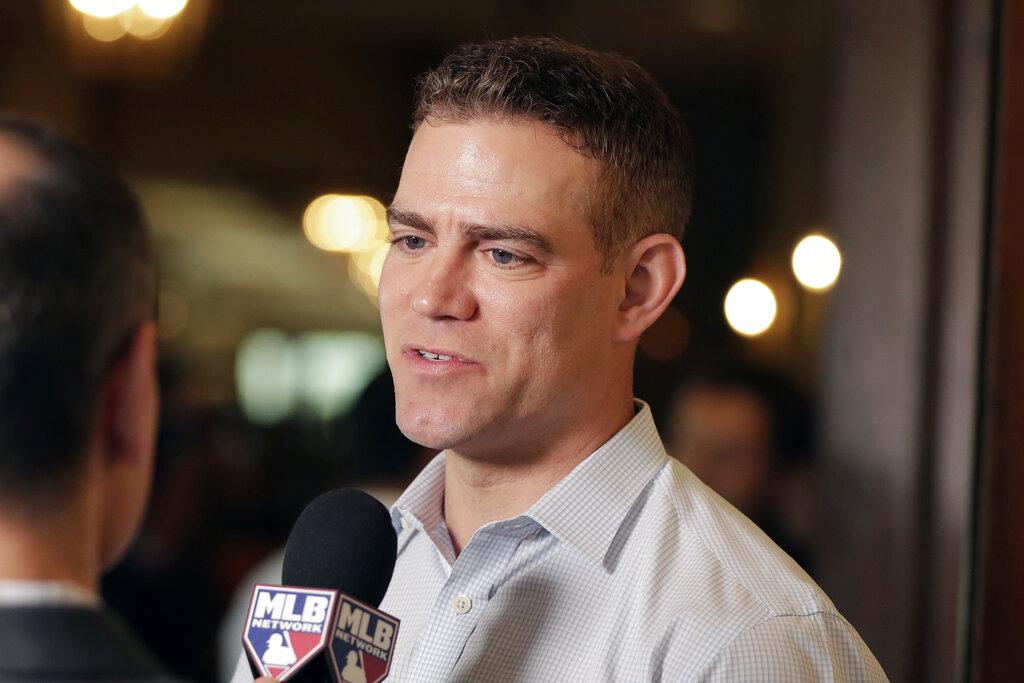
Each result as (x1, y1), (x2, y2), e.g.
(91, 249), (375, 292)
(348, 241), (391, 300)
(82, 13), (128, 41)
(137, 0), (188, 20)
(724, 278), (777, 337)
(303, 194), (387, 253)
(69, 0), (135, 18)
(792, 233), (842, 291)
(117, 7), (171, 39)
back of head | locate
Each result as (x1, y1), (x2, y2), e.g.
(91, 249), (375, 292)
(414, 37), (694, 271)
(0, 115), (157, 512)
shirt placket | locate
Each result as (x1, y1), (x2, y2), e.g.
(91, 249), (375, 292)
(404, 521), (533, 681)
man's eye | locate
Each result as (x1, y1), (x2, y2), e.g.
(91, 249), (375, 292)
(490, 249), (518, 266)
(402, 236), (426, 250)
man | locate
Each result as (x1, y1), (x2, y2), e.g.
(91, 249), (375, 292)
(0, 116), (180, 682)
(232, 37), (886, 682)
(376, 38), (885, 681)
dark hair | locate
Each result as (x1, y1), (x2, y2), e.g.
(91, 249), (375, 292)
(413, 37), (694, 271)
(0, 115), (157, 506)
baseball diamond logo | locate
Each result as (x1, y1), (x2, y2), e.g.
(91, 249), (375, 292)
(243, 585), (337, 681)
(328, 595), (400, 683)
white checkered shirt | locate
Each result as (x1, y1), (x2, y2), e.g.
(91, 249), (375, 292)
(378, 401), (887, 682)
(229, 401), (886, 682)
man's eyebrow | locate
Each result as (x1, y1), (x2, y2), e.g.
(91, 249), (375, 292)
(386, 207), (435, 234)
(387, 207), (555, 255)
(462, 222), (554, 255)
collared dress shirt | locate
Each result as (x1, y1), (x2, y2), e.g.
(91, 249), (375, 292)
(379, 402), (887, 682)
(0, 579), (99, 608)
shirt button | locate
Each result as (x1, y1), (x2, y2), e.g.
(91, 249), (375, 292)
(452, 594), (472, 614)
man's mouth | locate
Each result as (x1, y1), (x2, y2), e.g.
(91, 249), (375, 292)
(403, 345), (475, 364)
(417, 349), (453, 362)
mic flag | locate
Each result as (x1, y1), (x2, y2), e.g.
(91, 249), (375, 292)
(243, 585), (400, 682)
(327, 593), (400, 683)
(244, 585), (336, 680)
(243, 488), (400, 681)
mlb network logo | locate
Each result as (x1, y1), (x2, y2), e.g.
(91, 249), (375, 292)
(328, 596), (400, 683)
(243, 585), (336, 681)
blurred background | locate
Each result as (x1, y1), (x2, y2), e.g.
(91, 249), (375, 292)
(0, 1), (1000, 681)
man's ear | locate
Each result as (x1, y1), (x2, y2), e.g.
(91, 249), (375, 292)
(102, 321), (159, 465)
(613, 234), (686, 343)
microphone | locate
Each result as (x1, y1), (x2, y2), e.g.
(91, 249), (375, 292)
(243, 489), (400, 682)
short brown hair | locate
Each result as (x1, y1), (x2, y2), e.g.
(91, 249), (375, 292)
(413, 37), (694, 270)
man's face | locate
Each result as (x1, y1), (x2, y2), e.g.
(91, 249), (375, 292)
(380, 119), (621, 459)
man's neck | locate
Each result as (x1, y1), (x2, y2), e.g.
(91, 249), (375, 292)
(0, 511), (101, 597)
(442, 394), (635, 555)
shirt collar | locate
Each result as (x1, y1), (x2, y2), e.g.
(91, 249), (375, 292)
(0, 580), (100, 608)
(525, 401), (668, 568)
(391, 451), (446, 536)
(390, 401), (669, 569)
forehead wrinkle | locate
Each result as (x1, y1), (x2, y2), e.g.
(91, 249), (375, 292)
(405, 167), (512, 200)
(397, 121), (604, 259)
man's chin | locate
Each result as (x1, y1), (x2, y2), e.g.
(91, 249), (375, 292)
(395, 410), (471, 451)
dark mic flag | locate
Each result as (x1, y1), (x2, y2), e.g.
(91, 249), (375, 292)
(242, 489), (400, 682)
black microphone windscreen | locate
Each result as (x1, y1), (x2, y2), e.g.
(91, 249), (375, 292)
(282, 488), (397, 608)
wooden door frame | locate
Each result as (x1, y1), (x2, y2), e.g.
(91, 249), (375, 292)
(967, 1), (1024, 680)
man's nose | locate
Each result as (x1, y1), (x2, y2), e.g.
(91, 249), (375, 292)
(410, 251), (477, 320)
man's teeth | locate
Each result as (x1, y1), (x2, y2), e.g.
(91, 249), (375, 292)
(418, 350), (453, 362)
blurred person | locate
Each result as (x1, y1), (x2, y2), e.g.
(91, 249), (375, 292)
(0, 116), (182, 681)
(227, 36), (884, 681)
(666, 365), (818, 571)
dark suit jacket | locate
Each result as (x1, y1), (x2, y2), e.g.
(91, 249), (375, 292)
(0, 605), (185, 682)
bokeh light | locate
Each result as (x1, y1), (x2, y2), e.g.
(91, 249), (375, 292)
(724, 278), (777, 337)
(82, 13), (128, 41)
(290, 332), (386, 420)
(303, 194), (386, 253)
(137, 0), (188, 20)
(235, 330), (385, 424)
(235, 329), (297, 425)
(118, 7), (171, 39)
(792, 233), (842, 291)
(68, 0), (184, 41)
(303, 193), (391, 302)
(348, 241), (391, 300)
(69, 0), (135, 18)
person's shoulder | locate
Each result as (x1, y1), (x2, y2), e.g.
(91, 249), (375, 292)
(658, 609), (889, 681)
(650, 457), (832, 617)
(0, 605), (186, 683)
(632, 460), (886, 680)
